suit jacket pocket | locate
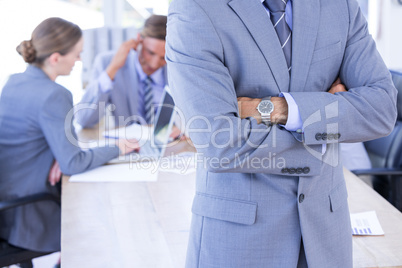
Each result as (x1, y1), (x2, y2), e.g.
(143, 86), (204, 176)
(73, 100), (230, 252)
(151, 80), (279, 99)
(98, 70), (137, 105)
(192, 192), (257, 225)
(329, 182), (348, 212)
(311, 41), (342, 64)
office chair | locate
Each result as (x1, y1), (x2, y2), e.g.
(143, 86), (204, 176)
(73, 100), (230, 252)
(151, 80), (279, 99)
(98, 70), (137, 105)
(390, 70), (402, 122)
(0, 193), (60, 268)
(351, 70), (402, 211)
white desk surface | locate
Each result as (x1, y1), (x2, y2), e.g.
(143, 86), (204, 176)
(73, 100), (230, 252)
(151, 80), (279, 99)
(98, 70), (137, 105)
(344, 169), (402, 267)
(62, 169), (195, 268)
(61, 130), (402, 267)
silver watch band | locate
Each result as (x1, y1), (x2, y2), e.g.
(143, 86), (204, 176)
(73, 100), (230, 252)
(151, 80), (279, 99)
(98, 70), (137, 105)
(261, 113), (271, 125)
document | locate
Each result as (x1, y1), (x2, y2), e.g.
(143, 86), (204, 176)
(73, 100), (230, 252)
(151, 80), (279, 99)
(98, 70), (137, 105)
(69, 163), (158, 182)
(350, 211), (384, 236)
(162, 152), (196, 175)
(103, 123), (152, 141)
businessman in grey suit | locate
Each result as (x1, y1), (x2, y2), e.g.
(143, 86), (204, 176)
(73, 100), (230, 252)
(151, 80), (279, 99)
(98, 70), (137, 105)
(76, 15), (168, 128)
(166, 0), (397, 267)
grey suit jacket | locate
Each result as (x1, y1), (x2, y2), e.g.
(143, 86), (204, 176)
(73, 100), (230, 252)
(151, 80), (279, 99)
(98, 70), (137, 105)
(75, 50), (168, 128)
(166, 0), (397, 267)
(0, 65), (119, 252)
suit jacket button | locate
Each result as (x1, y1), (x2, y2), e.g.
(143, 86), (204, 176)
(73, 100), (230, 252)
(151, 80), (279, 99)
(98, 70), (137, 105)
(335, 133), (341, 140)
(296, 168), (303, 174)
(303, 167), (310, 174)
(322, 133), (327, 140)
(282, 168), (288, 174)
(299, 194), (305, 203)
(327, 133), (334, 140)
(289, 168), (296, 174)
(315, 133), (322, 140)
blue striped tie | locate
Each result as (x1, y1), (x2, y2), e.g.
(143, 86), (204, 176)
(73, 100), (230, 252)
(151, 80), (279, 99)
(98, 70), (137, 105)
(144, 76), (154, 124)
(264, 0), (292, 72)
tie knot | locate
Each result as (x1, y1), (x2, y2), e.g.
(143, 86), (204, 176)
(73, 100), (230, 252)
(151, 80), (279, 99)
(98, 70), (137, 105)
(264, 0), (287, 13)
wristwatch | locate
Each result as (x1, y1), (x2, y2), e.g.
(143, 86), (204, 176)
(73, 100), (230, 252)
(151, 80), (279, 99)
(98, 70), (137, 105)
(256, 97), (274, 126)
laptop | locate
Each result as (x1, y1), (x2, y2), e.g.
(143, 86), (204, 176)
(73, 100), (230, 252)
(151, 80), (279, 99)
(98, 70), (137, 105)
(108, 88), (175, 164)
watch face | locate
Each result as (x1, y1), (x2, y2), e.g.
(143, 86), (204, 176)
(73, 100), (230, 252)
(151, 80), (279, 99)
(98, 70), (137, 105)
(258, 100), (274, 113)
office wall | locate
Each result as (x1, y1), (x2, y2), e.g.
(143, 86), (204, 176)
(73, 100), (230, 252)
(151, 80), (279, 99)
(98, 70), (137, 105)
(372, 0), (402, 70)
(0, 0), (103, 100)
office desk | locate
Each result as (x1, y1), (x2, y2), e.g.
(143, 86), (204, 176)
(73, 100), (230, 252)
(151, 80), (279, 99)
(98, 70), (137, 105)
(345, 169), (402, 267)
(61, 169), (194, 268)
(62, 135), (402, 268)
(61, 128), (196, 268)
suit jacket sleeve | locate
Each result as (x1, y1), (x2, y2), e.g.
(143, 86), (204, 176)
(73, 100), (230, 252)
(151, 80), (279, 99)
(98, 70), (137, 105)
(166, 0), (324, 176)
(39, 85), (119, 175)
(75, 52), (114, 128)
(290, 0), (397, 145)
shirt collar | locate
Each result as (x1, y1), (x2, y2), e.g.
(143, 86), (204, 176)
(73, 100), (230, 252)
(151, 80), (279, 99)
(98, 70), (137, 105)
(260, 0), (293, 7)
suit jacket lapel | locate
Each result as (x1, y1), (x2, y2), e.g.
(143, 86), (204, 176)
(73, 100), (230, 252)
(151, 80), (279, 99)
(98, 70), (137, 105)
(291, 0), (320, 92)
(228, 0), (290, 93)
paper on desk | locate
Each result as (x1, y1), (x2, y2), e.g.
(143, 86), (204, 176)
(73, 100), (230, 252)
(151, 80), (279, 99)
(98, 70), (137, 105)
(161, 152), (196, 175)
(350, 211), (384, 236)
(69, 163), (158, 182)
(103, 123), (152, 141)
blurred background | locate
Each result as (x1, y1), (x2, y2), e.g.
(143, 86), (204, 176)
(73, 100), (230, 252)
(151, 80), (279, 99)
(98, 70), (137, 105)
(0, 0), (169, 102)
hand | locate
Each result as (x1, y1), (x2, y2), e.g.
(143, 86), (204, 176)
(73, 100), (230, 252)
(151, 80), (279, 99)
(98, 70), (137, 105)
(328, 78), (347, 94)
(48, 160), (62, 186)
(170, 125), (186, 141)
(237, 96), (288, 125)
(271, 97), (288, 125)
(237, 97), (262, 123)
(106, 39), (141, 80)
(116, 139), (140, 155)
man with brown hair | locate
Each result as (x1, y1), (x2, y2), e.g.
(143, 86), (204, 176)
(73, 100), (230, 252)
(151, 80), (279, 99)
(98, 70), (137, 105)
(76, 14), (168, 128)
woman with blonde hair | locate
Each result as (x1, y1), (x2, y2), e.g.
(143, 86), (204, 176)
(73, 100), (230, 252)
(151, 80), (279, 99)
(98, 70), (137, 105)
(0, 17), (136, 253)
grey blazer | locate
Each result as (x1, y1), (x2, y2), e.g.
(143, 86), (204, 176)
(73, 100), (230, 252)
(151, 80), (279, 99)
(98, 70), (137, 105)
(0, 65), (119, 252)
(75, 50), (168, 128)
(166, 0), (397, 267)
